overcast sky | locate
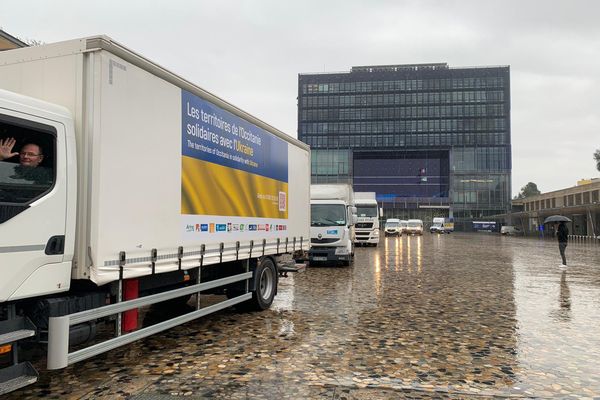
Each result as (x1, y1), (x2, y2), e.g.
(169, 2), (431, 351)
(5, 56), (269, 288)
(1, 0), (599, 195)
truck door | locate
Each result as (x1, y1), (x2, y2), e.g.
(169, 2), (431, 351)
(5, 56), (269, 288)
(0, 111), (70, 302)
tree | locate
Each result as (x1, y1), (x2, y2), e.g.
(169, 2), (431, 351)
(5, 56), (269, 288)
(516, 182), (541, 199)
(594, 148), (600, 172)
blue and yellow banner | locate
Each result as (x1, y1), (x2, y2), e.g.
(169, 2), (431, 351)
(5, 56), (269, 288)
(182, 157), (288, 218)
(181, 90), (288, 219)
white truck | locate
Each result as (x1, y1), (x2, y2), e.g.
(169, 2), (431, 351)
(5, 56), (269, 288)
(309, 184), (356, 266)
(430, 217), (454, 234)
(354, 192), (379, 246)
(0, 36), (310, 394)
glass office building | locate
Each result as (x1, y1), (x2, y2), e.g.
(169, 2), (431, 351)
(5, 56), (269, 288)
(298, 64), (511, 230)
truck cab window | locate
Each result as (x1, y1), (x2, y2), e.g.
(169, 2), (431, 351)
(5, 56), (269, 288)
(311, 204), (346, 226)
(0, 120), (55, 206)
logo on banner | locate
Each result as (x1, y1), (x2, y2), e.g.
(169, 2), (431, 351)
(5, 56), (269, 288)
(201, 224), (208, 232)
(209, 223), (215, 233)
(216, 224), (227, 232)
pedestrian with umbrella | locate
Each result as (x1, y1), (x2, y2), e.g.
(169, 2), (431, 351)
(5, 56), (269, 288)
(544, 215), (572, 267)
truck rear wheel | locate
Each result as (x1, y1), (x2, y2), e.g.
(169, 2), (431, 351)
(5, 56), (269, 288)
(251, 258), (277, 310)
(232, 258), (277, 311)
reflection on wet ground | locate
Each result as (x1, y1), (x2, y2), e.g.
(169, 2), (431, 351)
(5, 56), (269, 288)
(9, 234), (600, 399)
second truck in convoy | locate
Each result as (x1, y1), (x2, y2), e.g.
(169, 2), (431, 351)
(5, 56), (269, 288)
(309, 184), (357, 265)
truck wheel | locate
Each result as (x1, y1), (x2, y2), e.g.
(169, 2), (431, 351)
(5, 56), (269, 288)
(236, 258), (278, 311)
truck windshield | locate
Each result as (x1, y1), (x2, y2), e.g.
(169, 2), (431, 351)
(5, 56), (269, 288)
(356, 205), (377, 217)
(311, 204), (346, 226)
(408, 221), (421, 227)
(386, 222), (399, 227)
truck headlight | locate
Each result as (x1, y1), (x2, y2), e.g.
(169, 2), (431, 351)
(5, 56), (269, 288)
(373, 230), (379, 236)
(335, 247), (349, 255)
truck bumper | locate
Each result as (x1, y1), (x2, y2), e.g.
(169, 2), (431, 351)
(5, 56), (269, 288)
(355, 230), (379, 244)
(308, 247), (351, 262)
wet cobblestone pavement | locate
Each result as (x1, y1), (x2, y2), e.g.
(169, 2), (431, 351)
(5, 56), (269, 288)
(8, 233), (600, 399)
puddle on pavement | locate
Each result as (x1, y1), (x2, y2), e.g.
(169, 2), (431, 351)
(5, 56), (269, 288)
(8, 234), (600, 399)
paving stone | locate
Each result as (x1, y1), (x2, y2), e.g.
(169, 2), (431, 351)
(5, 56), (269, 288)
(6, 234), (600, 399)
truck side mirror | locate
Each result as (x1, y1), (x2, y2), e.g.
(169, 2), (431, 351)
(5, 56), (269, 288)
(347, 206), (358, 226)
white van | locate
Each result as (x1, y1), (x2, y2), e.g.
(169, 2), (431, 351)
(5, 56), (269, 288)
(500, 225), (522, 236)
(400, 220), (409, 234)
(384, 218), (402, 236)
(406, 219), (424, 235)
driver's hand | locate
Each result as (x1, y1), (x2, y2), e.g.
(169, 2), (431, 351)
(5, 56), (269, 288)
(0, 137), (19, 161)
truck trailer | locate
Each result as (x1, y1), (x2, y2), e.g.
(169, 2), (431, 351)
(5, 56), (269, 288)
(0, 36), (310, 394)
(309, 184), (356, 266)
(353, 192), (379, 246)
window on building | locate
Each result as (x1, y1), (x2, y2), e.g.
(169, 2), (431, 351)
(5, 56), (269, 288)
(583, 191), (590, 204)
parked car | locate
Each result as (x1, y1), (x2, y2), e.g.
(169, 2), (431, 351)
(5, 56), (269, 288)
(500, 225), (523, 236)
(406, 219), (424, 235)
(384, 218), (402, 236)
(400, 220), (408, 234)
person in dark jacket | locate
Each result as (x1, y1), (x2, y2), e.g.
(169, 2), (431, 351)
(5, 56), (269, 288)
(557, 221), (569, 266)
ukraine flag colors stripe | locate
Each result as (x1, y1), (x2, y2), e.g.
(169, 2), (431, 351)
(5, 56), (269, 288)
(182, 156), (288, 218)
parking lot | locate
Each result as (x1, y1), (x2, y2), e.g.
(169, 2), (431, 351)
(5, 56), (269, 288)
(10, 233), (600, 399)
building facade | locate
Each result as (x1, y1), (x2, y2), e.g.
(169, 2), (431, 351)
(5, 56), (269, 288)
(507, 179), (600, 237)
(298, 63), (511, 230)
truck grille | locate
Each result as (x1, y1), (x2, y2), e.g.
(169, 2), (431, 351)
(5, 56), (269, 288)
(356, 223), (373, 229)
(311, 238), (338, 244)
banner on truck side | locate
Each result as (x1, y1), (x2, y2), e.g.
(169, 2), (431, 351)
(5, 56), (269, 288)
(181, 90), (288, 240)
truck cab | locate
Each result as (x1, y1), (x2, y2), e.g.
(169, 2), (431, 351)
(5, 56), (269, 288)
(309, 184), (357, 266)
(430, 217), (446, 234)
(354, 192), (379, 246)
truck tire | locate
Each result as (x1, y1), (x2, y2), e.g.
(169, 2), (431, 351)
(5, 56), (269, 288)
(251, 258), (278, 310)
(233, 258), (278, 311)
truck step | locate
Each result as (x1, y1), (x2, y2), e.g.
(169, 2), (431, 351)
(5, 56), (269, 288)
(278, 263), (306, 274)
(0, 316), (36, 346)
(0, 362), (39, 395)
(0, 329), (35, 346)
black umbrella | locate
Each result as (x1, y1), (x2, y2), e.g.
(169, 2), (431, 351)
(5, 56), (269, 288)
(544, 215), (572, 224)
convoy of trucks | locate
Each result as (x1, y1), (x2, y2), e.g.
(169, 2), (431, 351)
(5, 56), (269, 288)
(308, 184), (357, 265)
(0, 36), (310, 394)
(353, 192), (380, 246)
(0, 33), (462, 395)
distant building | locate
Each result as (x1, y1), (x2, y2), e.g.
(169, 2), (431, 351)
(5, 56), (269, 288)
(298, 63), (511, 230)
(0, 29), (27, 51)
(506, 179), (600, 237)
